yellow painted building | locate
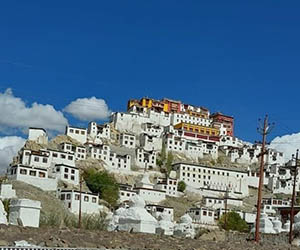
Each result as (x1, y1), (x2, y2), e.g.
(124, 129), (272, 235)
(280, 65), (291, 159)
(140, 98), (169, 112)
(174, 122), (220, 136)
(187, 110), (209, 119)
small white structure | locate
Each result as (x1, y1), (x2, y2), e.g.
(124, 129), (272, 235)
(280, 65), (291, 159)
(203, 196), (243, 209)
(28, 127), (48, 144)
(113, 196), (158, 234)
(134, 173), (166, 204)
(187, 207), (215, 225)
(0, 183), (16, 199)
(59, 142), (86, 161)
(54, 164), (79, 186)
(135, 148), (157, 170)
(146, 204), (174, 221)
(292, 213), (300, 245)
(251, 214), (276, 234)
(139, 133), (162, 151)
(65, 126), (87, 144)
(9, 199), (41, 228)
(119, 184), (137, 203)
(156, 213), (175, 236)
(272, 217), (283, 233)
(88, 122), (111, 141)
(20, 149), (51, 169)
(118, 133), (136, 149)
(0, 200), (8, 225)
(283, 220), (290, 232)
(87, 144), (131, 171)
(155, 176), (178, 197)
(174, 214), (195, 238)
(8, 165), (57, 191)
(46, 149), (76, 167)
(59, 190), (102, 214)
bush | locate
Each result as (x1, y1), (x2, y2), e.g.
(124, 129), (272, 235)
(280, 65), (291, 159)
(177, 181), (186, 192)
(166, 152), (174, 175)
(40, 210), (62, 228)
(218, 211), (248, 232)
(84, 169), (119, 207)
(81, 212), (108, 230)
(2, 199), (10, 219)
(40, 210), (108, 230)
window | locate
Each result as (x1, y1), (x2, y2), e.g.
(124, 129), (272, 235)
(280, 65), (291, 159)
(75, 130), (79, 134)
(34, 157), (39, 162)
(43, 158), (48, 163)
(208, 212), (213, 217)
(71, 176), (75, 181)
(75, 194), (80, 200)
(64, 174), (68, 179)
(61, 154), (66, 159)
(39, 172), (46, 178)
(84, 196), (89, 202)
(69, 129), (74, 133)
(60, 194), (65, 200)
(64, 168), (69, 173)
(29, 170), (36, 176)
(81, 131), (85, 135)
(92, 197), (97, 203)
(20, 169), (27, 175)
(68, 156), (73, 160)
(203, 210), (207, 216)
(71, 169), (75, 174)
(66, 194), (71, 200)
(53, 153), (58, 158)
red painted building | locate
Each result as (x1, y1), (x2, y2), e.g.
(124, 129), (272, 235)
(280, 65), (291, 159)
(163, 98), (181, 113)
(211, 112), (234, 136)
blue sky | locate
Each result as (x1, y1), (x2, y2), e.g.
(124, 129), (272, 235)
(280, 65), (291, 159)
(0, 1), (300, 143)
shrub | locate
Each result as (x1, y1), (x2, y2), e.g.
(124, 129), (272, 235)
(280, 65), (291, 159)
(218, 211), (248, 232)
(39, 210), (62, 228)
(84, 169), (119, 207)
(2, 199), (10, 219)
(177, 181), (186, 192)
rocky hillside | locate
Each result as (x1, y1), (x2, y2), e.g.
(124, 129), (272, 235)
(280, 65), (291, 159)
(0, 225), (297, 250)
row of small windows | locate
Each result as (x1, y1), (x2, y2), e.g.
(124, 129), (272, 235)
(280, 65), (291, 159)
(52, 153), (74, 161)
(61, 193), (97, 203)
(181, 167), (244, 178)
(193, 210), (213, 217)
(15, 168), (46, 178)
(69, 128), (86, 135)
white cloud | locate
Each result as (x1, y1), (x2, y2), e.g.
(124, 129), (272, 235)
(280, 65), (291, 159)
(0, 89), (68, 133)
(63, 96), (111, 121)
(269, 133), (300, 162)
(0, 136), (25, 174)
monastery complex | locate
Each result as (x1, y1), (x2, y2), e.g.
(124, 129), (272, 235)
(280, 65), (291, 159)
(0, 96), (297, 236)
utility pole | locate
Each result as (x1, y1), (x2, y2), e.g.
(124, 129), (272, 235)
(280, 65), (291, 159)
(289, 149), (299, 244)
(78, 175), (83, 229)
(255, 115), (274, 243)
(224, 187), (229, 230)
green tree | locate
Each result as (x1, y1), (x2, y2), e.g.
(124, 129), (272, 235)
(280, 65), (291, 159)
(166, 152), (174, 175)
(177, 181), (186, 192)
(84, 169), (119, 207)
(218, 211), (248, 232)
(160, 143), (167, 162)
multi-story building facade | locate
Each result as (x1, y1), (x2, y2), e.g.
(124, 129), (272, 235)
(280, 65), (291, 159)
(86, 143), (131, 171)
(135, 148), (157, 170)
(58, 189), (102, 214)
(173, 162), (249, 197)
(65, 126), (87, 144)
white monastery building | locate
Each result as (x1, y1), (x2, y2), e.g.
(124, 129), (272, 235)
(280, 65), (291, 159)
(65, 126), (87, 144)
(58, 189), (102, 214)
